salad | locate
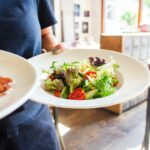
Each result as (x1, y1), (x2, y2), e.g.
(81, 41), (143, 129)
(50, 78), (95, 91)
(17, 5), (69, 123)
(43, 57), (119, 100)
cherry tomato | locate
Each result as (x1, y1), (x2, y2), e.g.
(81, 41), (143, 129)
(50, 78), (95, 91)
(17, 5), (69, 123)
(112, 77), (118, 87)
(68, 88), (85, 100)
(113, 81), (118, 87)
(84, 71), (96, 79)
(54, 90), (61, 97)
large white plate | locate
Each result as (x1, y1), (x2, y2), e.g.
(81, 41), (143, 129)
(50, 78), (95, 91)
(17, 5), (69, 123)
(0, 50), (39, 119)
(29, 49), (150, 109)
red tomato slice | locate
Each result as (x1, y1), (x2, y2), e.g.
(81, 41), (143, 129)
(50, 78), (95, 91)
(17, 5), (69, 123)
(0, 83), (5, 93)
(84, 71), (96, 79)
(54, 90), (61, 97)
(0, 77), (12, 85)
(0, 77), (13, 96)
(68, 88), (85, 100)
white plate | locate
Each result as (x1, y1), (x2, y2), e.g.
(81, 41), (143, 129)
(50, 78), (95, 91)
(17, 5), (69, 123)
(0, 50), (39, 119)
(29, 49), (150, 109)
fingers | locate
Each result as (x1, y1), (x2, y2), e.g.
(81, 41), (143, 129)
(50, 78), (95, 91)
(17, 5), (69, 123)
(42, 43), (65, 55)
(52, 43), (65, 54)
(41, 49), (47, 53)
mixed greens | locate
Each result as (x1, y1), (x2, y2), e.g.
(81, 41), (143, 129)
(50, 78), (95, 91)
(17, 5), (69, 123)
(43, 57), (119, 100)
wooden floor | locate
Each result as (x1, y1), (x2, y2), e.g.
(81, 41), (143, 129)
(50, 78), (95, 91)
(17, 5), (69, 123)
(58, 102), (146, 150)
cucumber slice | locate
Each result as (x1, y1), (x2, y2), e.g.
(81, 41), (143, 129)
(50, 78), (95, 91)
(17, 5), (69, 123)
(85, 89), (98, 99)
(60, 87), (69, 99)
(70, 85), (74, 93)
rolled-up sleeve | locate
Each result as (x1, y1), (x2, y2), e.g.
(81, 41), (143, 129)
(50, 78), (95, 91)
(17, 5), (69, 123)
(38, 0), (57, 29)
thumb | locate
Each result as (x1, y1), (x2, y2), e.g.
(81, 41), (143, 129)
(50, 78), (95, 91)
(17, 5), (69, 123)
(41, 49), (47, 53)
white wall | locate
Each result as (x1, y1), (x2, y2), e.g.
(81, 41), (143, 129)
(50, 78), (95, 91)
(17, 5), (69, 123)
(74, 0), (101, 43)
(55, 0), (101, 44)
(61, 0), (75, 44)
(91, 0), (101, 43)
(74, 0), (92, 42)
(54, 0), (62, 41)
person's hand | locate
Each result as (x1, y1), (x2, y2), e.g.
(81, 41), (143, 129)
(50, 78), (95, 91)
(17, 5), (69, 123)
(41, 43), (65, 54)
(42, 27), (66, 54)
(51, 43), (65, 54)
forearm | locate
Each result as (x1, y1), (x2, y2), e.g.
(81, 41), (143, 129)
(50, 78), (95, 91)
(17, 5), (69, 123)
(41, 27), (58, 52)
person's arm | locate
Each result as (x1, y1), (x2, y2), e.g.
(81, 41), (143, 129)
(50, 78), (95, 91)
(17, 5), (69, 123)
(41, 27), (64, 54)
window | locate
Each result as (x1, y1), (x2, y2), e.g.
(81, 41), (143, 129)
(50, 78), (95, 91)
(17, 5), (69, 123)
(102, 0), (150, 33)
(142, 0), (150, 24)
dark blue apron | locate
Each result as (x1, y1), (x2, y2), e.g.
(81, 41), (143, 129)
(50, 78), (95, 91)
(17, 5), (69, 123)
(0, 101), (60, 150)
(0, 0), (58, 149)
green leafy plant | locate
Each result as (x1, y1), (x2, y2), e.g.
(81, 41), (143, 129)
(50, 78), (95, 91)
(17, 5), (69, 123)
(144, 0), (150, 8)
(121, 10), (137, 26)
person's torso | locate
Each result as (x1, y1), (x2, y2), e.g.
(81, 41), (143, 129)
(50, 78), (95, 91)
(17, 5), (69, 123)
(0, 0), (43, 122)
(0, 0), (41, 58)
